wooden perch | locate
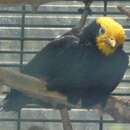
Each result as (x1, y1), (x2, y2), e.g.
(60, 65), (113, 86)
(0, 68), (130, 122)
(118, 5), (130, 18)
(63, 1), (92, 36)
(0, 68), (70, 107)
(102, 96), (130, 123)
(0, 68), (74, 130)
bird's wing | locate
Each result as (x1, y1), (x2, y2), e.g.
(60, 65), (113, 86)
(22, 35), (80, 78)
(2, 35), (80, 111)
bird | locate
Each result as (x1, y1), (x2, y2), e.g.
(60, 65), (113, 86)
(2, 16), (128, 111)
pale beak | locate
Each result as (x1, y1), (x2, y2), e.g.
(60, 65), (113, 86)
(106, 38), (116, 48)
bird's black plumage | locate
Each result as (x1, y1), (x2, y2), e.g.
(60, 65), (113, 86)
(3, 19), (128, 111)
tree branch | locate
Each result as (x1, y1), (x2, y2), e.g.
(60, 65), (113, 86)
(117, 5), (130, 18)
(0, 68), (71, 107)
(62, 1), (92, 36)
(101, 96), (130, 123)
(0, 68), (130, 122)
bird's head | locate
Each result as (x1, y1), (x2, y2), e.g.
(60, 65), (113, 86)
(96, 17), (126, 56)
(80, 17), (126, 56)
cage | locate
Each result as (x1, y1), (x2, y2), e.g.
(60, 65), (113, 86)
(0, 0), (129, 130)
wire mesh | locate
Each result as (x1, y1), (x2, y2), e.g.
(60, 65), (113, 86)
(0, 0), (129, 130)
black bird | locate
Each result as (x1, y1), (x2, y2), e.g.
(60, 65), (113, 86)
(3, 17), (128, 111)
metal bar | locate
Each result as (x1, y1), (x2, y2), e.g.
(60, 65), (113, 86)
(20, 5), (26, 71)
(111, 93), (130, 96)
(0, 37), (54, 40)
(0, 37), (129, 41)
(71, 0), (129, 2)
(1, 49), (130, 54)
(0, 11), (105, 14)
(60, 108), (73, 130)
(0, 11), (125, 15)
(0, 24), (129, 28)
(17, 5), (26, 130)
(1, 50), (130, 55)
(0, 51), (38, 54)
(0, 24), (74, 28)
(99, 116), (103, 130)
(104, 0), (108, 16)
(0, 64), (20, 67)
(0, 118), (128, 123)
(17, 110), (21, 130)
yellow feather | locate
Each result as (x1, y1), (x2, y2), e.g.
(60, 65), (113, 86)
(96, 17), (125, 56)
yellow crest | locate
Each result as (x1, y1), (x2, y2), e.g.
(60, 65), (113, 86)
(96, 17), (126, 56)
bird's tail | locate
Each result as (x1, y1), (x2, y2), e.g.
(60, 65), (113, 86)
(1, 90), (45, 112)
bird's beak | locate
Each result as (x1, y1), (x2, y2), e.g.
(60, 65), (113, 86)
(106, 38), (116, 48)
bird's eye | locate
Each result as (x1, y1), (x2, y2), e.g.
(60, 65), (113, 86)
(99, 27), (105, 35)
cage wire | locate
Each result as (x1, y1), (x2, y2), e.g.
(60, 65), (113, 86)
(0, 0), (129, 130)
